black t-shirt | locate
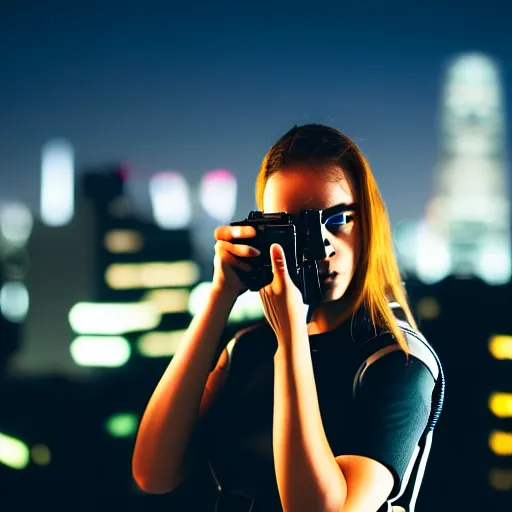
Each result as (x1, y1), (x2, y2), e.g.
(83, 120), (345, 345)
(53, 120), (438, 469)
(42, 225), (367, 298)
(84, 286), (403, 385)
(183, 311), (436, 512)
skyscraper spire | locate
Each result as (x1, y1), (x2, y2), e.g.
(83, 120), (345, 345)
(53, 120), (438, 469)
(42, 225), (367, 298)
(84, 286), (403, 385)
(398, 53), (510, 285)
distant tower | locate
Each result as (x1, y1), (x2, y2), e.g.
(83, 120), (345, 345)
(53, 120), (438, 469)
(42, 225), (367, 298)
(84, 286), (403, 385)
(40, 139), (75, 226)
(406, 53), (510, 285)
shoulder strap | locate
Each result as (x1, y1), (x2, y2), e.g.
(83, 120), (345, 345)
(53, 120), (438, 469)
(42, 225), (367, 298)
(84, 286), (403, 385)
(351, 324), (439, 398)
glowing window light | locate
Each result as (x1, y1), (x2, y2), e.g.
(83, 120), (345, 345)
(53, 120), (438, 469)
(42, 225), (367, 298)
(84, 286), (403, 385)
(149, 172), (191, 229)
(70, 336), (131, 367)
(188, 282), (214, 316)
(31, 444), (51, 466)
(489, 468), (512, 491)
(0, 282), (29, 323)
(199, 169), (237, 223)
(416, 297), (441, 321)
(489, 335), (512, 360)
(40, 139), (74, 227)
(489, 430), (512, 456)
(105, 261), (199, 289)
(415, 221), (451, 284)
(489, 392), (512, 418)
(69, 302), (161, 335)
(227, 290), (264, 324)
(104, 230), (143, 253)
(478, 246), (511, 286)
(0, 202), (33, 247)
(105, 413), (139, 438)
(0, 432), (30, 470)
(188, 282), (264, 323)
(138, 330), (187, 357)
(142, 288), (190, 314)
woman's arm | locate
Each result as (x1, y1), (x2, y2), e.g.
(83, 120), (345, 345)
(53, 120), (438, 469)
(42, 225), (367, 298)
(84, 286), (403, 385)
(273, 336), (434, 512)
(273, 328), (349, 512)
(132, 286), (237, 494)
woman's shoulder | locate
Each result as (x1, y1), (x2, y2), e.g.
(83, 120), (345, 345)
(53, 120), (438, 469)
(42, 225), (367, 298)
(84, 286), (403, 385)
(351, 302), (439, 371)
(356, 322), (440, 387)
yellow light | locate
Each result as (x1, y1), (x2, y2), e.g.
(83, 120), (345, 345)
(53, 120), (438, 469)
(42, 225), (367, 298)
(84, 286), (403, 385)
(31, 444), (51, 466)
(69, 301), (161, 335)
(138, 330), (187, 357)
(0, 432), (30, 470)
(416, 296), (440, 320)
(489, 430), (512, 456)
(489, 335), (512, 360)
(105, 261), (199, 290)
(104, 230), (143, 253)
(489, 468), (512, 491)
(489, 392), (512, 418)
(142, 288), (190, 314)
(70, 336), (131, 367)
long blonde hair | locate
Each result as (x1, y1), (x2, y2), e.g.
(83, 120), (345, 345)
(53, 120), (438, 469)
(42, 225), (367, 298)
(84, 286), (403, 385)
(255, 124), (416, 353)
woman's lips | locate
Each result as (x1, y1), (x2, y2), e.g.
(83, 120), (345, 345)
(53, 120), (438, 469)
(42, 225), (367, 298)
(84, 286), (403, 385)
(320, 271), (338, 282)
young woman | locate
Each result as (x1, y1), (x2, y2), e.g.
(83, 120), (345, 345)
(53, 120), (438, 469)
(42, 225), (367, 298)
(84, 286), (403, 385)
(132, 124), (442, 512)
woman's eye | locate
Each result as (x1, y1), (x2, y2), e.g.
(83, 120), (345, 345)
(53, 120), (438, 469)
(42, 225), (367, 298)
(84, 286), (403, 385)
(325, 213), (354, 232)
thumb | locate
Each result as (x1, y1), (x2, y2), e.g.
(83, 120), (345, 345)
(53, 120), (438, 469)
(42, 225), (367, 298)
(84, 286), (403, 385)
(270, 243), (288, 277)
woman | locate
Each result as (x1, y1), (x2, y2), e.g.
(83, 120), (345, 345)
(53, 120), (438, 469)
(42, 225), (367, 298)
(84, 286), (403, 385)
(132, 124), (442, 512)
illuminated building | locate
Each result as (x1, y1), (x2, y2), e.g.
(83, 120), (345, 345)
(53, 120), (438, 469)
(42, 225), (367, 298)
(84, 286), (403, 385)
(10, 201), (96, 377)
(77, 166), (199, 362)
(0, 202), (36, 373)
(392, 54), (512, 504)
(396, 53), (510, 285)
(0, 201), (33, 325)
(401, 277), (512, 510)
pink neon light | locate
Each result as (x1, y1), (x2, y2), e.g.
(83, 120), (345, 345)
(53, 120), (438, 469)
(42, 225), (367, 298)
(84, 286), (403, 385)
(203, 169), (235, 182)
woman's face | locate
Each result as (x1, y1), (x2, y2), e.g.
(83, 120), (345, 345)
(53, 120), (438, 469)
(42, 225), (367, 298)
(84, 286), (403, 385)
(262, 166), (360, 303)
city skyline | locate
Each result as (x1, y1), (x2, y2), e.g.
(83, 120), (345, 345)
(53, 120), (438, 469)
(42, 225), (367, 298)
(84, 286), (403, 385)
(1, 2), (511, 227)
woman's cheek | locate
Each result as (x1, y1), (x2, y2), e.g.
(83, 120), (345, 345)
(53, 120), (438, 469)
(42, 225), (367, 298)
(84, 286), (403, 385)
(340, 237), (360, 274)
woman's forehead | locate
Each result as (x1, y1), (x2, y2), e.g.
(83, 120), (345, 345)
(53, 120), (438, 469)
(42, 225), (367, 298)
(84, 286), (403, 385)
(262, 168), (355, 213)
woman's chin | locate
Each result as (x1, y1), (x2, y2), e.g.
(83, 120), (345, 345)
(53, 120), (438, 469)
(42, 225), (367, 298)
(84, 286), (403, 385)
(319, 273), (352, 304)
(319, 285), (346, 304)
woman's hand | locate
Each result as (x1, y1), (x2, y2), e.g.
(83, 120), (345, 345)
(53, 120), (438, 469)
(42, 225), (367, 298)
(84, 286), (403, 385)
(212, 225), (260, 299)
(259, 244), (307, 344)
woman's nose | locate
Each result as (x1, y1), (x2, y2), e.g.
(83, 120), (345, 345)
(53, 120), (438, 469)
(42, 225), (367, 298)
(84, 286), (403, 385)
(321, 225), (335, 258)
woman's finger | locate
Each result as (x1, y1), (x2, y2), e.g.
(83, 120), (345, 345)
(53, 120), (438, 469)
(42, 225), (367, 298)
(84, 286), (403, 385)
(214, 225), (257, 241)
(215, 240), (261, 258)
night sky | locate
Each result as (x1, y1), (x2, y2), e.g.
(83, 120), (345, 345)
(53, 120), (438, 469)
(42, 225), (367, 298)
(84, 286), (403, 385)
(1, 0), (511, 226)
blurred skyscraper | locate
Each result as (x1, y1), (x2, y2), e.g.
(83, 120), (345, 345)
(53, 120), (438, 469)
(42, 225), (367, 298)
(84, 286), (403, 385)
(70, 166), (199, 365)
(10, 201), (96, 377)
(0, 201), (33, 372)
(396, 53), (510, 285)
